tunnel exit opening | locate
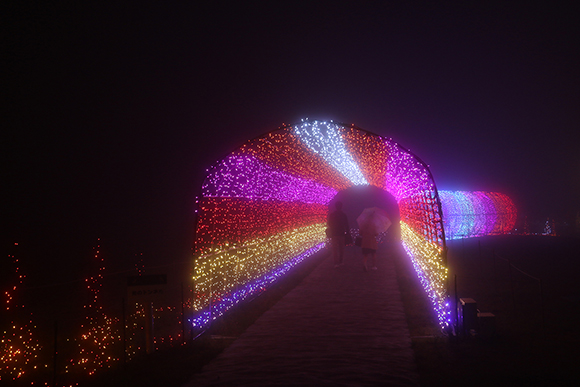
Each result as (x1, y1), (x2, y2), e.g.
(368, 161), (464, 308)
(328, 184), (401, 243)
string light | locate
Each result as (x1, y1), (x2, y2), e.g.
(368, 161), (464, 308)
(202, 153), (337, 204)
(439, 191), (517, 239)
(542, 218), (556, 236)
(193, 120), (451, 330)
(192, 242), (325, 328)
(238, 128), (352, 190)
(66, 239), (121, 376)
(400, 223), (451, 328)
(193, 224), (326, 316)
(293, 121), (368, 185)
(1, 246), (44, 382)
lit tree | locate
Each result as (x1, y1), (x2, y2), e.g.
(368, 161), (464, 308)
(66, 239), (121, 376)
(523, 216), (530, 235)
(543, 218), (553, 236)
(0, 243), (43, 382)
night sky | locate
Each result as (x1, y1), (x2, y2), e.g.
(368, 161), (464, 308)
(2, 2), (579, 284)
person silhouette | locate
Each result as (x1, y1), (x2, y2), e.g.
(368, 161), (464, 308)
(360, 222), (378, 271)
(327, 201), (350, 268)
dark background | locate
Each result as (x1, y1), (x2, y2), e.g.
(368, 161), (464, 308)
(2, 2), (579, 286)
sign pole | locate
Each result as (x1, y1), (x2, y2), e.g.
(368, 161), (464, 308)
(52, 320), (58, 387)
(145, 301), (154, 354)
(181, 282), (186, 344)
(126, 274), (167, 355)
(122, 298), (127, 367)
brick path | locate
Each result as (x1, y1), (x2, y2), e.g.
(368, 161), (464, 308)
(184, 242), (420, 386)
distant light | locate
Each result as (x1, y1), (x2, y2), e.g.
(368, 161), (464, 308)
(439, 191), (517, 239)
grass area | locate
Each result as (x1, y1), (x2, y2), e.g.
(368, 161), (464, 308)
(394, 236), (580, 387)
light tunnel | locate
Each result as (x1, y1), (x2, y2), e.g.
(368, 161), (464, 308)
(192, 120), (452, 330)
(439, 191), (517, 239)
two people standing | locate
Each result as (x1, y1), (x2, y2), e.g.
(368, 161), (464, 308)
(328, 202), (385, 271)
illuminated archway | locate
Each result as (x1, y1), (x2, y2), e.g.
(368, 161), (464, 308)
(440, 191), (517, 239)
(192, 120), (450, 329)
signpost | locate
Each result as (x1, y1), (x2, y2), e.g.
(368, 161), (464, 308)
(127, 274), (167, 301)
(127, 274), (167, 354)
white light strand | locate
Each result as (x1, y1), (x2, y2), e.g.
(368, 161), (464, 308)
(292, 121), (368, 186)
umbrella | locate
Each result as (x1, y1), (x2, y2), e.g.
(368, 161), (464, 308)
(356, 207), (392, 234)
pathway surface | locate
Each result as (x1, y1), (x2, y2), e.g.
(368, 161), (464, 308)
(184, 242), (420, 386)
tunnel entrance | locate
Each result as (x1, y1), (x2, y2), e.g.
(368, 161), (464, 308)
(192, 120), (449, 330)
(328, 185), (401, 242)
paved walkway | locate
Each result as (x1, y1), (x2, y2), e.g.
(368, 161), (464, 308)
(184, 242), (420, 386)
